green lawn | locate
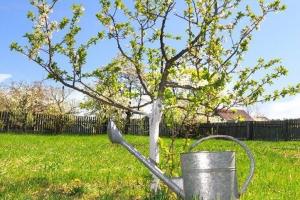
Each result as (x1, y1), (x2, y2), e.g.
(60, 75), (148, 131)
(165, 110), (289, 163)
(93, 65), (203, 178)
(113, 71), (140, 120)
(0, 133), (299, 199)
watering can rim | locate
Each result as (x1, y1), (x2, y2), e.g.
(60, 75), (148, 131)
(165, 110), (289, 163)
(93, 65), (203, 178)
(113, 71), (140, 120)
(181, 150), (235, 155)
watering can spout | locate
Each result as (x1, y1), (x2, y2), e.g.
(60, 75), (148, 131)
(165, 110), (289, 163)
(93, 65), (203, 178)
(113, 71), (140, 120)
(107, 120), (124, 144)
(107, 120), (185, 199)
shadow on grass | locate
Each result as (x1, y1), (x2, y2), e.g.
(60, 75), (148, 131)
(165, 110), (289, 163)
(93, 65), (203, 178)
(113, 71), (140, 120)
(0, 176), (85, 200)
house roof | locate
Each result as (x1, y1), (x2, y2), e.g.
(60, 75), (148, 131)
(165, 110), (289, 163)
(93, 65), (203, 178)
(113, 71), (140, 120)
(217, 109), (254, 121)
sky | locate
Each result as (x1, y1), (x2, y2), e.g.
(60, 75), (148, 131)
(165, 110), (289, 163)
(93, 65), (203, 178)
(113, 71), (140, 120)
(0, 0), (300, 119)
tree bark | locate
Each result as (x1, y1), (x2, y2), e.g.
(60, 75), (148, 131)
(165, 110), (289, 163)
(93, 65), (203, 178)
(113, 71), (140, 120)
(149, 98), (163, 192)
(124, 110), (131, 134)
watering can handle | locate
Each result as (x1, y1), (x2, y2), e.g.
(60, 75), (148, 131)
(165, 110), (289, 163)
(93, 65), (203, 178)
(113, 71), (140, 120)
(188, 135), (255, 197)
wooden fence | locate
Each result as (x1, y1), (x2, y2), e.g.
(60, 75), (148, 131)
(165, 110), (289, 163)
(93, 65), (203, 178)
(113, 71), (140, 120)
(0, 111), (106, 134)
(0, 111), (299, 140)
(126, 118), (300, 141)
(196, 120), (300, 141)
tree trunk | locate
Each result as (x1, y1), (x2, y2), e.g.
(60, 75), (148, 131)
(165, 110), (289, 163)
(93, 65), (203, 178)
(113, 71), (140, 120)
(149, 98), (163, 192)
(124, 110), (131, 134)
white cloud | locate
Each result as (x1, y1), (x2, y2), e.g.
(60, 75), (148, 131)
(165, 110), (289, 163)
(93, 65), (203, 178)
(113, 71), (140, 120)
(258, 94), (300, 119)
(68, 90), (86, 103)
(0, 74), (12, 83)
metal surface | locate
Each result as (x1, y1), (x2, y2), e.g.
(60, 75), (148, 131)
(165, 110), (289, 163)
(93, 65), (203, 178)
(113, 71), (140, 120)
(107, 120), (124, 144)
(171, 177), (184, 191)
(107, 120), (185, 199)
(189, 135), (255, 197)
(181, 151), (238, 200)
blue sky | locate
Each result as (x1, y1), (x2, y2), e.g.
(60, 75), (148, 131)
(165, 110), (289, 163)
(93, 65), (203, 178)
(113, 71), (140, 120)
(0, 0), (300, 119)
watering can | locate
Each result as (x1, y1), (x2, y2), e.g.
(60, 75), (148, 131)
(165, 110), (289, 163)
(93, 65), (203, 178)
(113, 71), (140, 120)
(107, 120), (255, 200)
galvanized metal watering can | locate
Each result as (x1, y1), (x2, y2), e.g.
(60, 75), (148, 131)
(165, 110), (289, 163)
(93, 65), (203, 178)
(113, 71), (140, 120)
(107, 120), (255, 200)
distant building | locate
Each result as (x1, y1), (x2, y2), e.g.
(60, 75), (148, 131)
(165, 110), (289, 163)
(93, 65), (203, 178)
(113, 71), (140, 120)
(211, 108), (254, 122)
(253, 116), (269, 121)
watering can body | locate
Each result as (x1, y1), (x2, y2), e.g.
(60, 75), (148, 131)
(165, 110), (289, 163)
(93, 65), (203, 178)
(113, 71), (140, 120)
(181, 151), (238, 200)
(107, 120), (254, 200)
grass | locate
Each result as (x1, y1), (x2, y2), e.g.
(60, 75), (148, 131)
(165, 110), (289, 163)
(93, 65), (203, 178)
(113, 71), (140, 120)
(0, 133), (299, 199)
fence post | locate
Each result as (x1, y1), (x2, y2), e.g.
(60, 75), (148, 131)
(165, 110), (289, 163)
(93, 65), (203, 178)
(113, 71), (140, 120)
(246, 122), (250, 139)
(6, 112), (11, 132)
(284, 119), (290, 141)
(248, 121), (254, 140)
